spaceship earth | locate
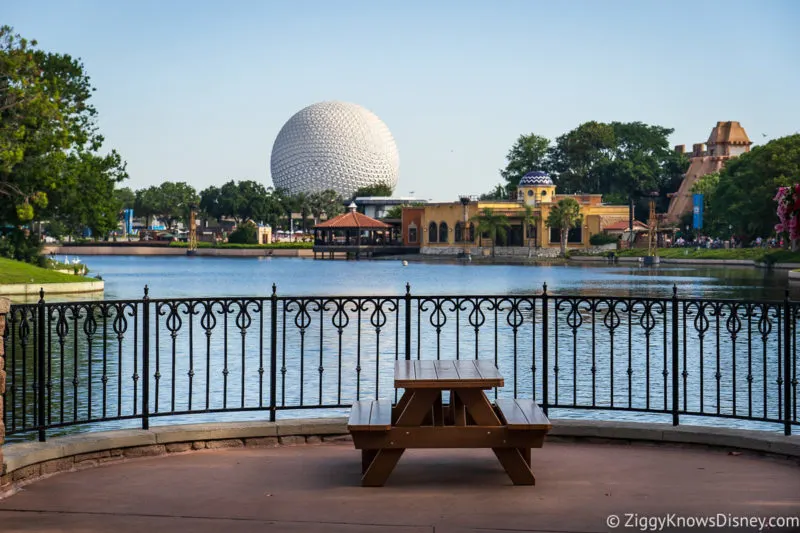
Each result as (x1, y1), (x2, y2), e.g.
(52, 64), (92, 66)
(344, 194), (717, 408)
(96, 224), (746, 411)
(270, 101), (400, 198)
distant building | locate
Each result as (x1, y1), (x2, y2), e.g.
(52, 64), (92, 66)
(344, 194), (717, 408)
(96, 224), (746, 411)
(665, 121), (752, 223)
(401, 171), (630, 254)
(352, 196), (428, 219)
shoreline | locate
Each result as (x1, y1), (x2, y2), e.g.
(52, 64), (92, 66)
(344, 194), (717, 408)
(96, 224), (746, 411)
(43, 245), (314, 258)
(40, 245), (800, 270)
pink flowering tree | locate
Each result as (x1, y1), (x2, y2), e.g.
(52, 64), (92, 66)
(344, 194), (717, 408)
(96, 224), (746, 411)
(775, 185), (800, 251)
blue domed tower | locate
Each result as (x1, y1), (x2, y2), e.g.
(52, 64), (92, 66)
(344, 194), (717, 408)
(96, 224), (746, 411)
(517, 171), (556, 206)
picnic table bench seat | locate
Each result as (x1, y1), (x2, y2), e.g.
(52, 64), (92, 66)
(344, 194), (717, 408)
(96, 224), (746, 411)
(348, 400), (392, 431)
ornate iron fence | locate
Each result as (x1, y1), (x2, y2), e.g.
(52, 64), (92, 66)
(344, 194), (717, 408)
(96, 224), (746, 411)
(3, 285), (798, 442)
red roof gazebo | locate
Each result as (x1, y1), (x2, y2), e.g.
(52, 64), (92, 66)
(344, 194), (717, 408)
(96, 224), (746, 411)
(313, 204), (393, 257)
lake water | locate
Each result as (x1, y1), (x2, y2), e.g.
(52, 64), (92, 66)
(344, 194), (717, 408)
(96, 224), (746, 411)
(5, 255), (795, 440)
(54, 255), (794, 302)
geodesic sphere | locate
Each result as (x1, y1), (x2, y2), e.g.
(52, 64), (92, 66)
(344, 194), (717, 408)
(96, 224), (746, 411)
(270, 101), (400, 198)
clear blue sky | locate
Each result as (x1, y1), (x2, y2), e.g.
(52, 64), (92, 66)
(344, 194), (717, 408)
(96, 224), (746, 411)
(6, 0), (799, 201)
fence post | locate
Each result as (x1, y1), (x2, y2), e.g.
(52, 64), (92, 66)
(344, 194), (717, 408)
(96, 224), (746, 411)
(784, 290), (792, 436)
(541, 283), (549, 416)
(269, 284), (278, 422)
(404, 283), (412, 361)
(142, 285), (150, 430)
(37, 289), (46, 442)
(671, 285), (680, 426)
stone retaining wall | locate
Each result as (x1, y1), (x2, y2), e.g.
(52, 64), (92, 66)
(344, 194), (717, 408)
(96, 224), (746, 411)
(2, 416), (798, 499)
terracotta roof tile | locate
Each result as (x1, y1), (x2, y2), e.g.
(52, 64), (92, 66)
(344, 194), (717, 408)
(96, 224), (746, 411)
(314, 211), (391, 230)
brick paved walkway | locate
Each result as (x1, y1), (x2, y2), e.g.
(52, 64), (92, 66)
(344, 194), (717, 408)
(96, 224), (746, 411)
(1, 440), (799, 532)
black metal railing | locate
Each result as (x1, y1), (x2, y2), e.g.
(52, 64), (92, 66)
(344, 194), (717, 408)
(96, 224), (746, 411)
(2, 285), (798, 442)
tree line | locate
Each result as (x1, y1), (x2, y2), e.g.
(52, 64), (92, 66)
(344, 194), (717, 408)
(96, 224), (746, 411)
(494, 122), (800, 242)
(490, 122), (690, 217)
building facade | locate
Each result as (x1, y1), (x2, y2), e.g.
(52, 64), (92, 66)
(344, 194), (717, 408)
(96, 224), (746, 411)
(401, 171), (630, 254)
(665, 121), (752, 224)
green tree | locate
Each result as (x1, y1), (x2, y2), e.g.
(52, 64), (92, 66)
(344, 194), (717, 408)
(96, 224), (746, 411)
(199, 185), (223, 221)
(520, 203), (539, 257)
(351, 182), (393, 198)
(308, 189), (344, 224)
(548, 121), (688, 216)
(1, 26), (121, 222)
(546, 198), (583, 257)
(479, 184), (510, 200)
(156, 181), (198, 230)
(114, 187), (135, 210)
(709, 135), (800, 240)
(228, 220), (259, 244)
(471, 208), (511, 258)
(0, 26), (128, 260)
(134, 186), (159, 229)
(500, 133), (550, 193)
(46, 151), (128, 239)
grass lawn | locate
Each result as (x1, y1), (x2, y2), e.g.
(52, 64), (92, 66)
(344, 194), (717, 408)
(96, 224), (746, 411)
(0, 257), (95, 285)
(615, 248), (800, 263)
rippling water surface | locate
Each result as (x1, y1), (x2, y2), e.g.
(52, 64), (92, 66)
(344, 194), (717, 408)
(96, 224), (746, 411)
(52, 255), (795, 301)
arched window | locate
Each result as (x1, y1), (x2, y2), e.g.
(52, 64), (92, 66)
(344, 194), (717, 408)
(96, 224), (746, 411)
(454, 222), (464, 243)
(428, 222), (438, 243)
(439, 222), (448, 243)
(468, 223), (475, 242)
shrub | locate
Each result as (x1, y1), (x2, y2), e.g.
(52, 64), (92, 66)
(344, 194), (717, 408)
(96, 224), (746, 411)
(589, 233), (618, 245)
(227, 221), (259, 244)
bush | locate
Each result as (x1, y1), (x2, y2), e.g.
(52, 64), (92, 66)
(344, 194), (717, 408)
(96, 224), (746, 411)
(227, 221), (259, 244)
(0, 230), (43, 263)
(589, 233), (618, 245)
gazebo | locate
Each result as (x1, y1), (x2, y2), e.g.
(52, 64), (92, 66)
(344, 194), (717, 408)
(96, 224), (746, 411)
(313, 203), (394, 259)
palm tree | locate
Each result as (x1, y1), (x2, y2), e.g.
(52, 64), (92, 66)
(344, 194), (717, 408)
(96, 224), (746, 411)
(520, 204), (539, 258)
(546, 198), (583, 258)
(471, 208), (511, 258)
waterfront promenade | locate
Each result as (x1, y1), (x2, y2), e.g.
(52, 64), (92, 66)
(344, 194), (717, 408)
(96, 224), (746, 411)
(2, 437), (799, 532)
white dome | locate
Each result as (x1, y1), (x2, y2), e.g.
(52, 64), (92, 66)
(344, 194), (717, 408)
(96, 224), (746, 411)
(270, 101), (400, 197)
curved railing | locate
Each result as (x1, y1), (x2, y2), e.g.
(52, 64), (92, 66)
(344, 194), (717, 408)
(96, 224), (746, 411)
(2, 285), (798, 442)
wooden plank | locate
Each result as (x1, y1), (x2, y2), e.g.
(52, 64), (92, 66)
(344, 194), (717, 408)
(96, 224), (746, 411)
(517, 399), (552, 428)
(495, 398), (532, 429)
(394, 359), (503, 389)
(456, 389), (502, 426)
(474, 359), (504, 384)
(351, 426), (548, 449)
(432, 392), (444, 426)
(362, 449), (405, 487)
(347, 400), (375, 431)
(369, 399), (393, 429)
(434, 360), (460, 381)
(416, 360), (439, 382)
(452, 390), (466, 426)
(496, 398), (551, 430)
(493, 448), (536, 485)
(347, 400), (391, 431)
(394, 360), (415, 383)
(453, 360), (481, 380)
(362, 449), (377, 474)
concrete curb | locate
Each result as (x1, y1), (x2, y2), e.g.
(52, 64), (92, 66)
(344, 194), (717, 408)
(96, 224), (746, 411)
(0, 280), (104, 296)
(2, 418), (798, 499)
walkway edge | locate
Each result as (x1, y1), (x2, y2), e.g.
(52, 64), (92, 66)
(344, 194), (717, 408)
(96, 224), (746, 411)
(2, 418), (799, 498)
(0, 280), (104, 296)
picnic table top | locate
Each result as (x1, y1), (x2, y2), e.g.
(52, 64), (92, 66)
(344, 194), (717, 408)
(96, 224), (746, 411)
(394, 359), (504, 389)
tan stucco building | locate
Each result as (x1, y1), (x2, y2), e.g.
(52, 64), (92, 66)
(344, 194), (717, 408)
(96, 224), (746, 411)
(401, 171), (629, 254)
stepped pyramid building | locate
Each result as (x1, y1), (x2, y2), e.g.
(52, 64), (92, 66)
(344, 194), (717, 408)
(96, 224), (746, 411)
(665, 121), (752, 223)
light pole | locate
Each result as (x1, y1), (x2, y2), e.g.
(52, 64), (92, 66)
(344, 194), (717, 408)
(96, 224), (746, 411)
(458, 194), (472, 260)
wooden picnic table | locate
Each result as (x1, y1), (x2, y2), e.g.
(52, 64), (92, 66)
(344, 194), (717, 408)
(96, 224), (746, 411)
(348, 359), (551, 487)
